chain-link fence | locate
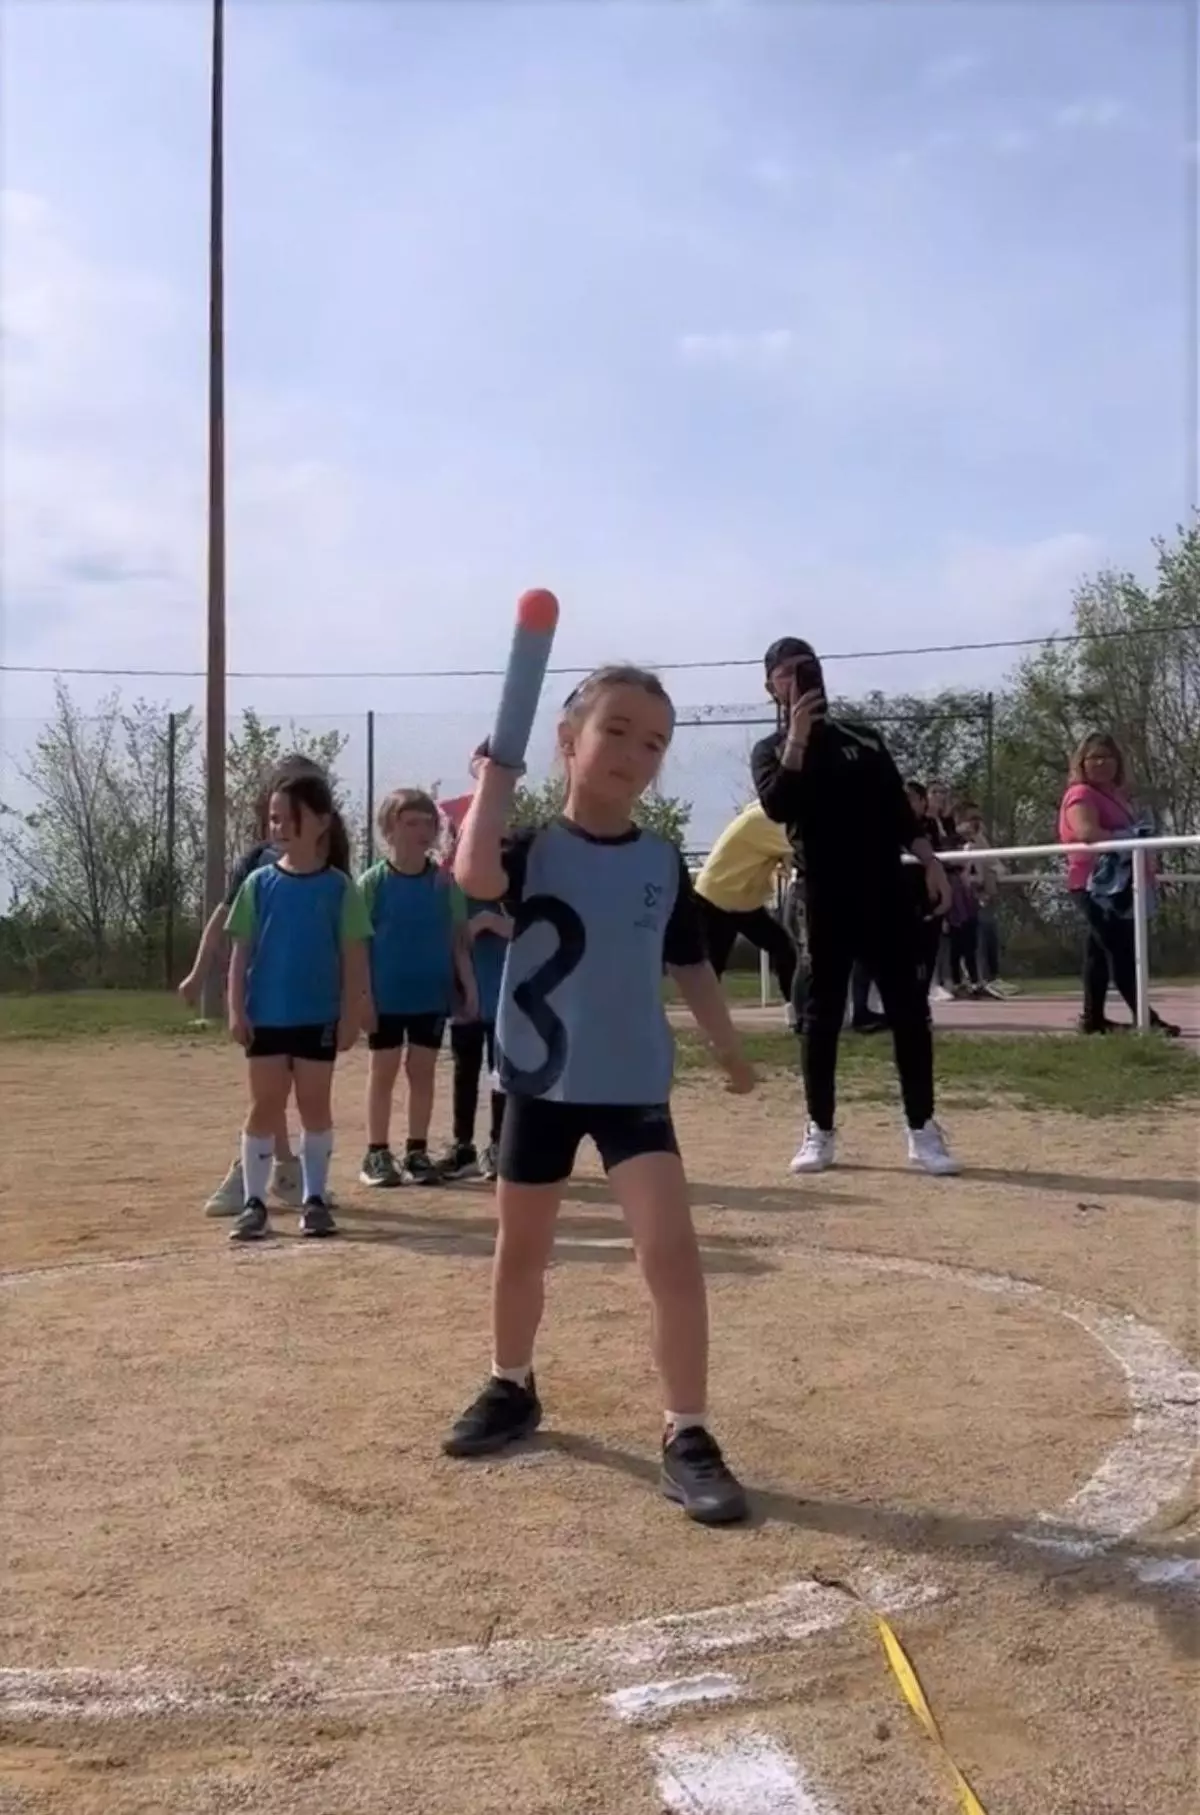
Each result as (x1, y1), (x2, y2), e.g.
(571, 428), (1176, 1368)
(3, 696), (1196, 991)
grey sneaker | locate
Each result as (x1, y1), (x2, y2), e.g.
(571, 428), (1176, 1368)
(229, 1199), (271, 1243)
(478, 1143), (499, 1182)
(436, 1141), (478, 1180)
(205, 1159), (244, 1217)
(270, 1156), (302, 1207)
(402, 1148), (442, 1186)
(299, 1197), (338, 1238)
(359, 1147), (404, 1188)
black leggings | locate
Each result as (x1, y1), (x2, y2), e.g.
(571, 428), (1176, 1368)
(697, 896), (798, 1001)
(949, 916), (980, 988)
(1071, 890), (1138, 1028)
(803, 905), (934, 1131)
(450, 1021), (505, 1148)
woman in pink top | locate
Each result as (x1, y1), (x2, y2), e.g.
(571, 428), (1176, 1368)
(1058, 733), (1177, 1036)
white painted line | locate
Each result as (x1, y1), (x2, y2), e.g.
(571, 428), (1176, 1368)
(604, 1673), (744, 1723)
(2, 1242), (1197, 1725)
(802, 1250), (1200, 1547)
(652, 1728), (839, 1814)
(0, 1576), (937, 1721)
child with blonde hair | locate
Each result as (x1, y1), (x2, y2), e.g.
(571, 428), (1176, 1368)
(358, 789), (476, 1187)
(444, 665), (755, 1525)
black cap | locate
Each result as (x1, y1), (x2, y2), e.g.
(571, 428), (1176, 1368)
(763, 636), (817, 675)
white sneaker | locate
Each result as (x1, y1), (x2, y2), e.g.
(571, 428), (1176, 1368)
(205, 1159), (244, 1217)
(270, 1157), (303, 1208)
(930, 985), (954, 1004)
(907, 1121), (960, 1176)
(790, 1125), (836, 1175)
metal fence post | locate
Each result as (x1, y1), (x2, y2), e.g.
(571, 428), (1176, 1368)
(984, 692), (996, 832)
(1131, 844), (1151, 1031)
(165, 712), (177, 989)
(364, 709), (376, 867)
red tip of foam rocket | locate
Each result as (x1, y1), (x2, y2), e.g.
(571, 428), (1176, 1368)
(515, 589), (560, 633)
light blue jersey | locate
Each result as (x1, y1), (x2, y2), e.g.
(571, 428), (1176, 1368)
(359, 861), (460, 1017)
(496, 820), (704, 1105)
(225, 865), (369, 1027)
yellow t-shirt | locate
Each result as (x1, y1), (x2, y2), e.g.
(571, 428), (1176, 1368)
(694, 804), (791, 913)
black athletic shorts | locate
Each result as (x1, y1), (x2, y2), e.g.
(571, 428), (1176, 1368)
(499, 1095), (679, 1186)
(246, 1022), (337, 1062)
(368, 1012), (447, 1053)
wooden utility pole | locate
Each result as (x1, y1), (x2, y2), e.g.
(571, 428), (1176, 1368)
(201, 0), (227, 1020)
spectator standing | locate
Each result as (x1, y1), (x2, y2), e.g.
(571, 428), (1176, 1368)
(1058, 734), (1179, 1036)
(751, 638), (959, 1177)
(693, 803), (798, 1016)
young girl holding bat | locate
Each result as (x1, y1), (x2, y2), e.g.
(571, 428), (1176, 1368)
(444, 663), (756, 1525)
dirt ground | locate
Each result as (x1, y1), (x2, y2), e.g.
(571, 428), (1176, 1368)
(1, 1037), (1197, 1815)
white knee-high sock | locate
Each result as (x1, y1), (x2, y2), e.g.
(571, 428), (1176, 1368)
(241, 1133), (275, 1205)
(300, 1128), (334, 1202)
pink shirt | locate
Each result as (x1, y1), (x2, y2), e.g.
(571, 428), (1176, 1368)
(1058, 782), (1134, 890)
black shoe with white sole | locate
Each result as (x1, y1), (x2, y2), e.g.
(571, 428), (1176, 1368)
(299, 1197), (338, 1237)
(229, 1198), (271, 1243)
(661, 1426), (749, 1525)
(442, 1375), (542, 1457)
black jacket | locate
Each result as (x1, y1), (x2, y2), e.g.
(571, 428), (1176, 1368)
(751, 717), (922, 909)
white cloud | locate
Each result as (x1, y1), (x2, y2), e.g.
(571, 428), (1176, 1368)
(676, 328), (795, 366)
(1054, 97), (1128, 131)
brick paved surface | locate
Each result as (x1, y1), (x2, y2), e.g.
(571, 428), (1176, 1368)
(673, 985), (1200, 1049)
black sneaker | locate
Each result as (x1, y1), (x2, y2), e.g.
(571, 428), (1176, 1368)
(229, 1198), (271, 1243)
(661, 1426), (749, 1525)
(360, 1147), (404, 1188)
(442, 1375), (542, 1457)
(299, 1197), (338, 1238)
(402, 1147), (442, 1186)
(478, 1143), (499, 1182)
(437, 1140), (478, 1180)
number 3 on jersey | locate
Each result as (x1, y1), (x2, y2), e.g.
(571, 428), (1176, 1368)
(497, 895), (587, 1097)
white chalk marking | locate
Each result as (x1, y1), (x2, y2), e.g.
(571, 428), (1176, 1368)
(604, 1673), (744, 1723)
(2, 1242), (1197, 1722)
(801, 1250), (1199, 1547)
(1127, 1555), (1200, 1590)
(0, 1576), (936, 1721)
(652, 1728), (838, 1814)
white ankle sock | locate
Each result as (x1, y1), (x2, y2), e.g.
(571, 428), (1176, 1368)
(492, 1364), (532, 1387)
(665, 1411), (707, 1436)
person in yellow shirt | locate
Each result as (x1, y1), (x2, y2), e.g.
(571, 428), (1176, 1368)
(694, 803), (798, 1006)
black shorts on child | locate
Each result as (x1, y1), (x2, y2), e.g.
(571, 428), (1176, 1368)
(368, 1012), (447, 1053)
(246, 1023), (337, 1062)
(499, 1096), (678, 1186)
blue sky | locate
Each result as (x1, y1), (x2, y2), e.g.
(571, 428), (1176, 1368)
(0, 0), (1195, 827)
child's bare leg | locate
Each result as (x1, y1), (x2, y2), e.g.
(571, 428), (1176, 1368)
(611, 1147), (747, 1524)
(366, 1048), (403, 1147)
(403, 1045), (437, 1144)
(491, 1181), (563, 1373)
(243, 1059), (291, 1205)
(610, 1151), (708, 1419)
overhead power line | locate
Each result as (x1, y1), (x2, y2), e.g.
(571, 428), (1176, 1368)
(2, 620), (1196, 682)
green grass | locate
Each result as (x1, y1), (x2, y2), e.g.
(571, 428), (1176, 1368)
(676, 1027), (1200, 1117)
(3, 988), (1198, 1117)
(0, 990), (217, 1042)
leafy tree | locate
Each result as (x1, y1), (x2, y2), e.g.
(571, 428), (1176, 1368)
(508, 773), (691, 844)
(224, 709), (351, 863)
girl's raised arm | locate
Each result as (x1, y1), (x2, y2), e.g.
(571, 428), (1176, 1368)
(453, 761), (515, 901)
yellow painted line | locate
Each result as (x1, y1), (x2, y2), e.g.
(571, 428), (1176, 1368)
(816, 1576), (989, 1815)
